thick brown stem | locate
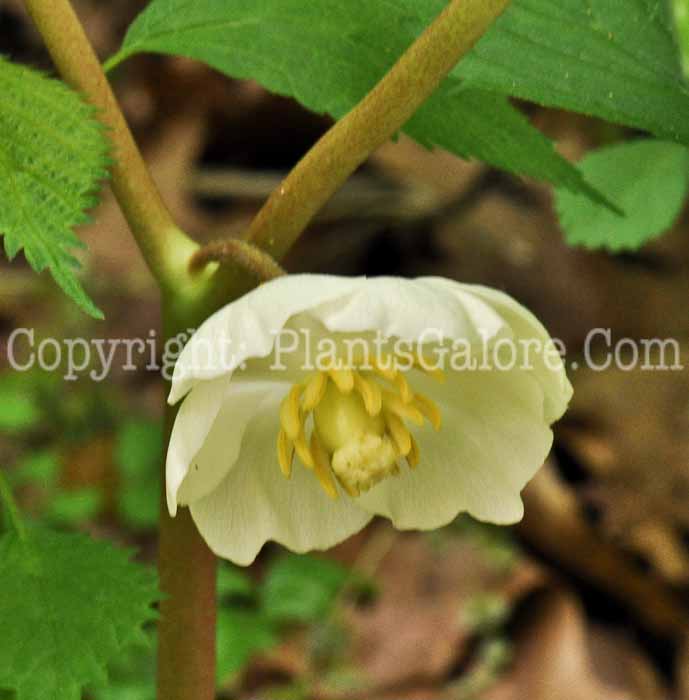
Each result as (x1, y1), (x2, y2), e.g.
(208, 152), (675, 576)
(156, 399), (217, 700)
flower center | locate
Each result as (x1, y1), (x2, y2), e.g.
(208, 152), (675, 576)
(276, 353), (443, 499)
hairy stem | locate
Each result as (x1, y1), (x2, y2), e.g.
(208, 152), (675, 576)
(245, 0), (512, 260)
(23, 0), (198, 293)
(157, 392), (217, 700)
(190, 239), (286, 281)
(23, 3), (217, 699)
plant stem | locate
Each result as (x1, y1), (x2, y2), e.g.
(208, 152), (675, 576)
(245, 0), (512, 260)
(22, 0), (198, 293)
(157, 392), (217, 700)
(23, 4), (217, 699)
(190, 239), (286, 281)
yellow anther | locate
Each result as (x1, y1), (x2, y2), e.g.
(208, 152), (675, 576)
(382, 390), (424, 426)
(371, 355), (397, 381)
(277, 428), (294, 478)
(279, 384), (303, 440)
(302, 372), (328, 412)
(328, 368), (354, 393)
(353, 372), (382, 416)
(413, 353), (445, 383)
(393, 372), (413, 403)
(277, 350), (443, 497)
(407, 434), (420, 469)
(413, 393), (442, 431)
(384, 411), (412, 457)
(340, 479), (360, 497)
(310, 433), (339, 499)
(294, 428), (315, 468)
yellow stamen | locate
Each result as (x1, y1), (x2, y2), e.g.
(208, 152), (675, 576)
(279, 384), (303, 439)
(277, 428), (294, 477)
(384, 411), (412, 457)
(302, 372), (328, 411)
(393, 372), (413, 403)
(413, 393), (442, 431)
(353, 372), (382, 416)
(294, 428), (315, 468)
(275, 347), (444, 498)
(328, 368), (354, 393)
(382, 390), (424, 426)
(407, 434), (420, 469)
(310, 433), (339, 499)
(371, 355), (397, 381)
(414, 352), (446, 383)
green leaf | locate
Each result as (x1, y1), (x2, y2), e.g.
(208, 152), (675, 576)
(106, 0), (599, 199)
(217, 563), (254, 601)
(555, 140), (689, 251)
(47, 487), (104, 525)
(0, 370), (43, 433)
(0, 526), (159, 700)
(0, 56), (109, 318)
(10, 450), (60, 488)
(458, 0), (689, 144)
(115, 420), (163, 478)
(260, 554), (348, 625)
(672, 0), (689, 76)
(90, 632), (156, 700)
(0, 391), (41, 433)
(114, 419), (162, 530)
(216, 608), (277, 682)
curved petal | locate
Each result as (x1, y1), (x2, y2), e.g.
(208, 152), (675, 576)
(166, 375), (231, 516)
(172, 380), (288, 514)
(169, 275), (524, 404)
(169, 275), (362, 403)
(356, 368), (552, 528)
(421, 278), (573, 423)
(309, 276), (508, 346)
(189, 389), (373, 566)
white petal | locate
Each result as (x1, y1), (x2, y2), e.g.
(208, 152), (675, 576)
(169, 275), (362, 403)
(174, 380), (287, 512)
(170, 275), (515, 404)
(309, 276), (508, 345)
(189, 389), (373, 566)
(421, 278), (573, 422)
(166, 376), (230, 516)
(356, 368), (553, 528)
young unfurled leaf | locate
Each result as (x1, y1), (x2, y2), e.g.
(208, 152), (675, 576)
(555, 140), (689, 251)
(0, 56), (109, 318)
(105, 0), (599, 200)
(0, 527), (159, 700)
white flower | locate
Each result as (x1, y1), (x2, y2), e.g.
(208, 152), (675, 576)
(166, 274), (571, 565)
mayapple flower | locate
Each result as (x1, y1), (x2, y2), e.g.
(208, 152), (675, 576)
(167, 275), (571, 565)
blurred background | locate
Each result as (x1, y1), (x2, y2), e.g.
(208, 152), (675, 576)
(2, 1), (689, 698)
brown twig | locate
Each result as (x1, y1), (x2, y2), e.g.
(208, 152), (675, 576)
(190, 238), (286, 282)
(518, 466), (689, 639)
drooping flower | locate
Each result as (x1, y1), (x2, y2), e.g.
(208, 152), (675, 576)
(166, 275), (571, 565)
